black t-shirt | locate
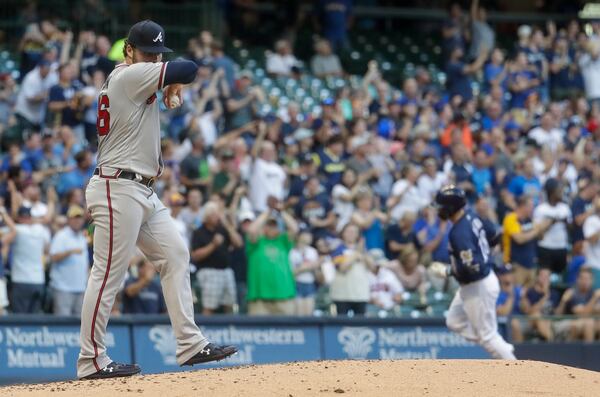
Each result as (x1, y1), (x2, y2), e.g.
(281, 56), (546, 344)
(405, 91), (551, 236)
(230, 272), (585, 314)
(191, 224), (231, 269)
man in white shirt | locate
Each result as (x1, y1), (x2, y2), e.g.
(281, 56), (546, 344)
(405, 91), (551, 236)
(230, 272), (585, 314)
(527, 112), (564, 153)
(266, 39), (299, 76)
(533, 178), (572, 275)
(7, 207), (51, 313)
(15, 59), (58, 130)
(578, 41), (600, 103)
(50, 206), (89, 316)
(387, 164), (428, 221)
(583, 197), (600, 288)
(249, 140), (286, 213)
(417, 157), (448, 202)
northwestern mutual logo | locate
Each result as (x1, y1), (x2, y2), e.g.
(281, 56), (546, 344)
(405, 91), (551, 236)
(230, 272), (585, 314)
(148, 325), (309, 366)
(0, 326), (115, 368)
(149, 326), (177, 365)
(337, 327), (376, 359)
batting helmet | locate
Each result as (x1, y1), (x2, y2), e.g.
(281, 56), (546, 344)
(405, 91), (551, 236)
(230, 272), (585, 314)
(434, 185), (467, 220)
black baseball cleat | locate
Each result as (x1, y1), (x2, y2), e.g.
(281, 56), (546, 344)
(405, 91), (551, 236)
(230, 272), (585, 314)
(182, 343), (238, 366)
(81, 362), (141, 380)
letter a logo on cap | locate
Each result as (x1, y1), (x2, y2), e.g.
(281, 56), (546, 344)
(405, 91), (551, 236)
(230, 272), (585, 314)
(153, 31), (163, 43)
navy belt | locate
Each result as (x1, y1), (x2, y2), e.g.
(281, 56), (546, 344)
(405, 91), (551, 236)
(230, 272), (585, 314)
(94, 168), (156, 188)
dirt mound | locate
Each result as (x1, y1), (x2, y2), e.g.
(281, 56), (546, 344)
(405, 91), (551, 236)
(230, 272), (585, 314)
(2, 360), (599, 397)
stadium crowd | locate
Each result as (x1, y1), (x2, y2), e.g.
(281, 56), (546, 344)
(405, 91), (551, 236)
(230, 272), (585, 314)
(0, 1), (600, 342)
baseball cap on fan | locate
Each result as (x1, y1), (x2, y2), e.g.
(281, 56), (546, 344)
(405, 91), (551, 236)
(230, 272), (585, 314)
(127, 20), (173, 53)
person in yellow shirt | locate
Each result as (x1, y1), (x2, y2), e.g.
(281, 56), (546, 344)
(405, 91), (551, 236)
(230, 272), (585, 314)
(502, 195), (553, 287)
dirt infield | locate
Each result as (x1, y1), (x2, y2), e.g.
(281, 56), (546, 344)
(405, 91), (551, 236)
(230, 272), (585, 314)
(2, 360), (600, 397)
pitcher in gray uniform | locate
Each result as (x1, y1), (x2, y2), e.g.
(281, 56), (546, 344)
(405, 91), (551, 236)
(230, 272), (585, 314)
(78, 20), (237, 380)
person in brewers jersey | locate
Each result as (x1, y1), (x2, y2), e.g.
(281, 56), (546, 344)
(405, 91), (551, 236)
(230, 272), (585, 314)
(77, 20), (237, 380)
(431, 185), (516, 360)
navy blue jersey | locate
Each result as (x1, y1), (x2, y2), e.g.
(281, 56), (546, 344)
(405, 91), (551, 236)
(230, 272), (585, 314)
(448, 210), (493, 284)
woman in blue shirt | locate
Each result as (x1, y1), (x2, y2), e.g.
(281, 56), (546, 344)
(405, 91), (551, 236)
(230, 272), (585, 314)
(471, 148), (494, 196)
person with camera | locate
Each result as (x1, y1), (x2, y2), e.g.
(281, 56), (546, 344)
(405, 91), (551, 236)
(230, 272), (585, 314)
(245, 198), (298, 315)
(533, 178), (572, 276)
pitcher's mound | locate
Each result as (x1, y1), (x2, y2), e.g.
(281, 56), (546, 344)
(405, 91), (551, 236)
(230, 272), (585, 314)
(2, 360), (600, 397)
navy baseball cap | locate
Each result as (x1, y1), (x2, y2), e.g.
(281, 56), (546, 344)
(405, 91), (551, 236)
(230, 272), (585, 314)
(127, 20), (172, 53)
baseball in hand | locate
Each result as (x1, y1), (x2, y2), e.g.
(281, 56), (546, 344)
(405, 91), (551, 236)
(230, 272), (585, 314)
(169, 95), (181, 109)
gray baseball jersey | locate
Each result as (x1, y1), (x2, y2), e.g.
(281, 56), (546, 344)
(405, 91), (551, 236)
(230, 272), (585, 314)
(96, 61), (167, 177)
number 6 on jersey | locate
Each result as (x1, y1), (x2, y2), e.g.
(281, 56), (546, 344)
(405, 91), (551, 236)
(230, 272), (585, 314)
(96, 94), (110, 136)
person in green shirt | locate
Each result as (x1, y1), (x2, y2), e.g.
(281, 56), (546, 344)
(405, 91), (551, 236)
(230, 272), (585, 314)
(245, 200), (299, 315)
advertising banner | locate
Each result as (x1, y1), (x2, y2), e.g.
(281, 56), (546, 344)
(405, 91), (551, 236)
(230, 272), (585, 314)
(0, 324), (131, 383)
(322, 325), (489, 360)
(132, 324), (322, 373)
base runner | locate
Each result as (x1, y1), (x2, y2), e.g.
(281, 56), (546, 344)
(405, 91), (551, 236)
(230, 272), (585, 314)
(431, 185), (516, 360)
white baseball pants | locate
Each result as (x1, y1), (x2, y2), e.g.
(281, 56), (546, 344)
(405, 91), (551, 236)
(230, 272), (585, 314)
(77, 174), (208, 378)
(446, 271), (517, 360)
